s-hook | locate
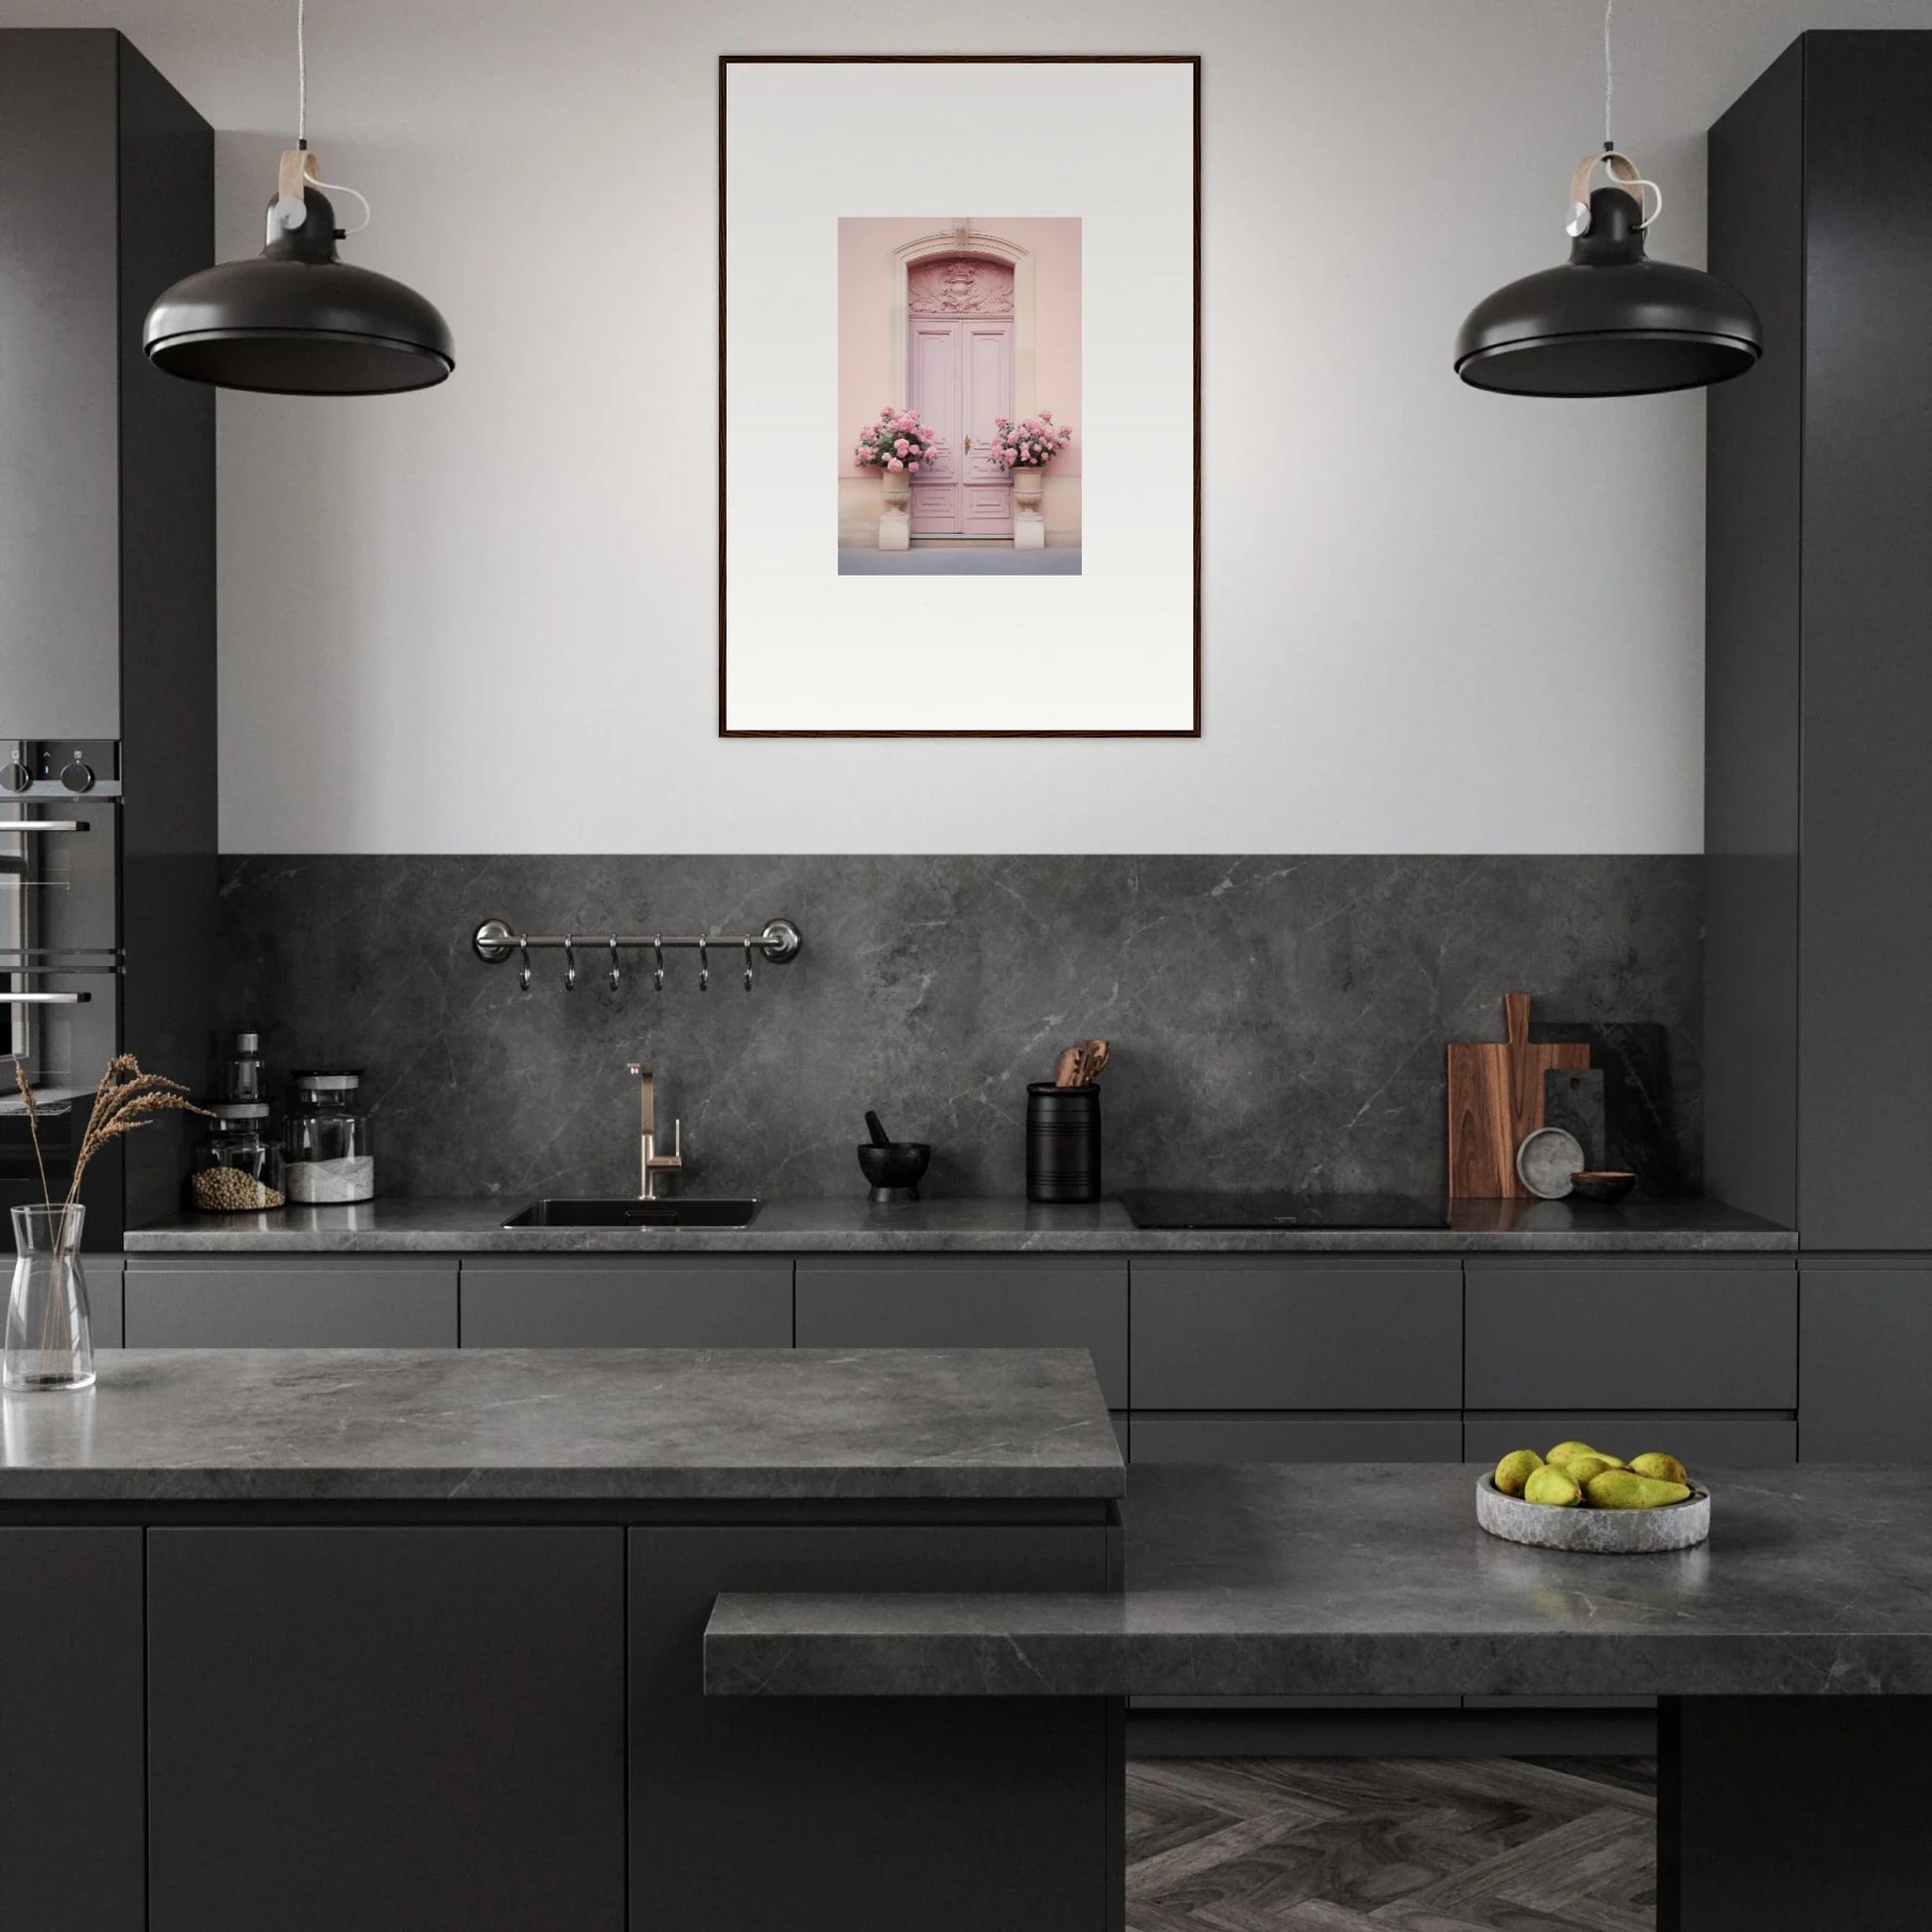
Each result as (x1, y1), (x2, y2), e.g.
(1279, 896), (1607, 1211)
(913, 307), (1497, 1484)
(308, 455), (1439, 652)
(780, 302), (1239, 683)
(608, 935), (621, 992)
(652, 937), (665, 994)
(562, 935), (578, 992)
(697, 938), (709, 994)
(743, 939), (755, 993)
(517, 933), (532, 994)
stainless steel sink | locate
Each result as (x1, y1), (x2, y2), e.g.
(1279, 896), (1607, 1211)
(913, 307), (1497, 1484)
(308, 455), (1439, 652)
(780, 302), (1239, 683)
(502, 1197), (761, 1229)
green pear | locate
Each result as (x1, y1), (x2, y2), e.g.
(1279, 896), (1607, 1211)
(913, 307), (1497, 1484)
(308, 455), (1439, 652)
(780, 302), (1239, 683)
(1546, 1440), (1600, 1464)
(1585, 1469), (1693, 1510)
(1524, 1465), (1585, 1507)
(1628, 1451), (1690, 1486)
(1553, 1452), (1620, 1485)
(1494, 1449), (1543, 1496)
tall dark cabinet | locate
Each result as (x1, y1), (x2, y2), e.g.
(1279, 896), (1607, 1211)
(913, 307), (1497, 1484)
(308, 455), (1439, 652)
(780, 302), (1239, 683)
(1708, 31), (1932, 1456)
(1707, 31), (1932, 1249)
(0, 31), (215, 1244)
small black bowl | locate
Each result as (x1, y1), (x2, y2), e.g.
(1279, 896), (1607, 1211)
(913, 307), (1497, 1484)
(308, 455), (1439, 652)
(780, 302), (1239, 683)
(858, 1142), (930, 1203)
(1569, 1170), (1638, 1206)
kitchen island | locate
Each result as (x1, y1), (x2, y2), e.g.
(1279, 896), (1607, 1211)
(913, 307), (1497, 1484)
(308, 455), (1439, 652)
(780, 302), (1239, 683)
(0, 1346), (1125, 1932)
(713, 1460), (1932, 1931)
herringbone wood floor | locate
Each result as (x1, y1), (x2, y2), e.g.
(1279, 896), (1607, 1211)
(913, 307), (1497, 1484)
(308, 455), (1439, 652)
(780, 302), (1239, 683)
(1126, 1756), (1656, 1931)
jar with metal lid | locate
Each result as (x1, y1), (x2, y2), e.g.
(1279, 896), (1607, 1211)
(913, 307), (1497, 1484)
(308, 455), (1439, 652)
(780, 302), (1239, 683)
(190, 1103), (287, 1212)
(284, 1069), (375, 1204)
(214, 1031), (267, 1104)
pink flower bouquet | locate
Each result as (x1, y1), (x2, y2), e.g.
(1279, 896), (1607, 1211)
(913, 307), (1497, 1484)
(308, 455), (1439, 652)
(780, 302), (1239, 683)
(854, 408), (937, 475)
(992, 411), (1073, 469)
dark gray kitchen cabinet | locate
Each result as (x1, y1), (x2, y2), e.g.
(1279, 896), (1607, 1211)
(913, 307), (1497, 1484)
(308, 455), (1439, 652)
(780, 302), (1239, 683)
(147, 1527), (625, 1932)
(124, 1256), (458, 1346)
(1132, 1414), (1461, 1462)
(1800, 1263), (1932, 1459)
(0, 30), (211, 737)
(795, 1256), (1128, 1409)
(1464, 1260), (1795, 1411)
(0, 1529), (144, 1931)
(84, 1255), (123, 1347)
(1462, 1413), (1797, 1467)
(1708, 33), (1932, 1249)
(629, 1523), (1115, 1932)
(460, 1255), (791, 1347)
(1131, 1258), (1461, 1411)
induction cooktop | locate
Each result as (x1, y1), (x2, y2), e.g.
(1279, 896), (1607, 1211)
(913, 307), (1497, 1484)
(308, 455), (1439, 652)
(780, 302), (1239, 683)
(1119, 1191), (1449, 1231)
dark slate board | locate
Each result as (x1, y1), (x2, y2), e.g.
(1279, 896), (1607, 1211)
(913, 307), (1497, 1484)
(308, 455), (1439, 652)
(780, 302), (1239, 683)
(1543, 1066), (1606, 1172)
(1529, 1022), (1685, 1197)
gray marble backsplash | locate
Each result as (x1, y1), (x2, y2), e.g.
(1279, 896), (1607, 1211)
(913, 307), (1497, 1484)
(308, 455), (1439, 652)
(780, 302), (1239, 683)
(217, 856), (1703, 1203)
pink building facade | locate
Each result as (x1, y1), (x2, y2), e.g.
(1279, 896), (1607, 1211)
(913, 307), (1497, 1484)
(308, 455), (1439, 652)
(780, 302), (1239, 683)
(838, 216), (1082, 550)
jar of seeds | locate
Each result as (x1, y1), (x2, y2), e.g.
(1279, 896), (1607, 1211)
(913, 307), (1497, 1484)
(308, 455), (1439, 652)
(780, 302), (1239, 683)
(284, 1069), (376, 1204)
(190, 1103), (287, 1211)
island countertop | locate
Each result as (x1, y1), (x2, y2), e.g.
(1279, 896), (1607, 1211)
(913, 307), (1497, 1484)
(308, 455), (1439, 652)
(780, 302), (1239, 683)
(121, 1194), (1795, 1255)
(707, 1461), (1932, 1699)
(0, 1347), (1124, 1504)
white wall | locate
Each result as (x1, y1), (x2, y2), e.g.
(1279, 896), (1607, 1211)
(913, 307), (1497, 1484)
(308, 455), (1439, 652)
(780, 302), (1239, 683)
(5, 0), (1928, 854)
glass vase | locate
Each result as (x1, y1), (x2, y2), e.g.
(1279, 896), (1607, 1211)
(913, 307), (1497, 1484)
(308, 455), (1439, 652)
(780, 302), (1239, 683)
(6, 1204), (95, 1393)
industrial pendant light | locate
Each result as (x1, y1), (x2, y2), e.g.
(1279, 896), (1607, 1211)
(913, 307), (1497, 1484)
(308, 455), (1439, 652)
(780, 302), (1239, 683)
(143, 0), (453, 395)
(1453, 0), (1759, 397)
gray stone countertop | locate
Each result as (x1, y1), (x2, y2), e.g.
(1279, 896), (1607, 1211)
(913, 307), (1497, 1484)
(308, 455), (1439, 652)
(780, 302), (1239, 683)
(706, 1461), (1932, 1699)
(122, 1194), (1795, 1255)
(0, 1348), (1123, 1503)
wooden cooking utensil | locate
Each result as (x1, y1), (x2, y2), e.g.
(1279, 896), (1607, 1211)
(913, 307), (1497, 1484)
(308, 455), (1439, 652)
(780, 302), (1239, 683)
(1053, 1046), (1083, 1088)
(1447, 993), (1589, 1198)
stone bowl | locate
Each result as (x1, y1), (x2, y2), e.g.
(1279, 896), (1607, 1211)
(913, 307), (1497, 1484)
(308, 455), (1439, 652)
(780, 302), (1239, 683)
(1476, 1474), (1711, 1553)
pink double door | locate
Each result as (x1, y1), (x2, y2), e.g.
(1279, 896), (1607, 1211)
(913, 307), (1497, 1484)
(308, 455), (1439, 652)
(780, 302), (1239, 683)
(907, 319), (1015, 538)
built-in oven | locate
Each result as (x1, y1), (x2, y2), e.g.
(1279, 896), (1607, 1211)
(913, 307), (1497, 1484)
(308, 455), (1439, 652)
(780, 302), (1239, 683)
(0, 741), (123, 1241)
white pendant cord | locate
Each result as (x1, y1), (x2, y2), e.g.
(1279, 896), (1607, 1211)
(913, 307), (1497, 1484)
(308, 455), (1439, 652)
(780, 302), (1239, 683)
(275, 0), (371, 236)
(1565, 0), (1660, 234)
(1603, 0), (1613, 149)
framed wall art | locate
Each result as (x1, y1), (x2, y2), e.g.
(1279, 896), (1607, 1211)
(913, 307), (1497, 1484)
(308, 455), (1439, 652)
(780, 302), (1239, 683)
(719, 55), (1200, 737)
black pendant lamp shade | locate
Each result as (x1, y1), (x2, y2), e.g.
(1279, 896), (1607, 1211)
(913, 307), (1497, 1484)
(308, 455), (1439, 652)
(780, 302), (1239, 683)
(1455, 166), (1760, 398)
(145, 178), (453, 395)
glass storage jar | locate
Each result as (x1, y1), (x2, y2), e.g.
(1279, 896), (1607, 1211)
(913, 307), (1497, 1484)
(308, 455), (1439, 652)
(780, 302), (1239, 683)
(190, 1103), (287, 1212)
(214, 1030), (267, 1104)
(284, 1069), (375, 1204)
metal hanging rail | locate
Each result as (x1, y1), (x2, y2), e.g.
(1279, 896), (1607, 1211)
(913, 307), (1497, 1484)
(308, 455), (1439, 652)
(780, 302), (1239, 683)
(471, 916), (802, 994)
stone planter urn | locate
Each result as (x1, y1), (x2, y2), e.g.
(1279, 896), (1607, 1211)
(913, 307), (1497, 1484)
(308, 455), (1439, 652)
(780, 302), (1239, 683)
(1013, 464), (1045, 551)
(878, 467), (911, 552)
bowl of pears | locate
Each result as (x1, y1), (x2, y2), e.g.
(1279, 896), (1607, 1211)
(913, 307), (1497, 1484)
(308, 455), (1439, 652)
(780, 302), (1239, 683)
(1477, 1441), (1710, 1553)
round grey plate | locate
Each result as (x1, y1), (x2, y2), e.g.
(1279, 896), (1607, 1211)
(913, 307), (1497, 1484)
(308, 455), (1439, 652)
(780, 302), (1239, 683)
(1476, 1475), (1711, 1553)
(1516, 1126), (1586, 1199)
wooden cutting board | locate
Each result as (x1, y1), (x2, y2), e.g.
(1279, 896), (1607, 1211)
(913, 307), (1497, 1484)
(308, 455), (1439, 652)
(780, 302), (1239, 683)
(1448, 993), (1590, 1198)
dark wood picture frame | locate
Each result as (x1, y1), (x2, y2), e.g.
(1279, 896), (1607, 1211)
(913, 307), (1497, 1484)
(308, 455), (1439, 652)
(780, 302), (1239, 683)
(718, 54), (1202, 739)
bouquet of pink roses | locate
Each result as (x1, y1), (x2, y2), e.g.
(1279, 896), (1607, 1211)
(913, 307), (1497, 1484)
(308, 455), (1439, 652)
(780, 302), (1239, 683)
(993, 411), (1073, 468)
(854, 407), (937, 475)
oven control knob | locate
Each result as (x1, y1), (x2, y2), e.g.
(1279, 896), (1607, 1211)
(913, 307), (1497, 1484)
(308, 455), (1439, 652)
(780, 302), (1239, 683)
(60, 759), (94, 794)
(0, 761), (29, 793)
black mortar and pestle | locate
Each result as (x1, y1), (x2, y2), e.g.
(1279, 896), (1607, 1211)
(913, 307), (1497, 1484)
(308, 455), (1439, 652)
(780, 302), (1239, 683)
(858, 1110), (930, 1204)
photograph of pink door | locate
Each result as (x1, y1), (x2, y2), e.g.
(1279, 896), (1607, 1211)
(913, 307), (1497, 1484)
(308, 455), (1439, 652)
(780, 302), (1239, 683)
(908, 316), (1015, 539)
(837, 217), (1082, 576)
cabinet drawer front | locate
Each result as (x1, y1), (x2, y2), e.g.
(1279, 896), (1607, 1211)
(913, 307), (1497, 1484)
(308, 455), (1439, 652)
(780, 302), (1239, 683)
(1800, 1266), (1932, 1459)
(1464, 1262), (1795, 1409)
(125, 1259), (458, 1348)
(86, 1256), (124, 1348)
(460, 1259), (791, 1348)
(150, 1528), (624, 1932)
(1131, 1260), (1461, 1411)
(1462, 1412), (1797, 1467)
(1131, 1415), (1462, 1463)
(794, 1259), (1127, 1409)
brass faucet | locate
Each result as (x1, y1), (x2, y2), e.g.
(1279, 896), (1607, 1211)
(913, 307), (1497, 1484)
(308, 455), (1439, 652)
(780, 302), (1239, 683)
(624, 1063), (683, 1199)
